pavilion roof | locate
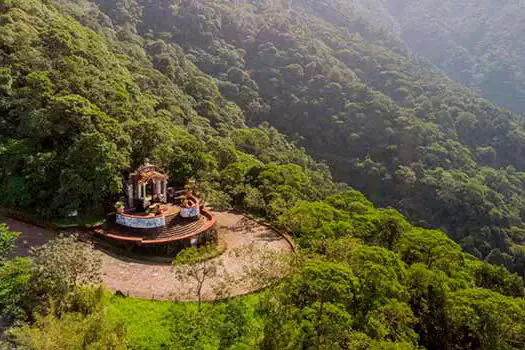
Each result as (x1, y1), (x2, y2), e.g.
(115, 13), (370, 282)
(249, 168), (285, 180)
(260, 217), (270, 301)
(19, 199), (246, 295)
(136, 170), (168, 184)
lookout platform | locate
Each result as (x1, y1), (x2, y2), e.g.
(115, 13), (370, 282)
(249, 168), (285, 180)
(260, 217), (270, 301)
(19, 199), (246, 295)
(93, 206), (216, 245)
(91, 163), (217, 256)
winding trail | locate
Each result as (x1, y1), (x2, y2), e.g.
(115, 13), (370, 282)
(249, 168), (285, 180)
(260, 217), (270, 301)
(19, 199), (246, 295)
(1, 212), (293, 301)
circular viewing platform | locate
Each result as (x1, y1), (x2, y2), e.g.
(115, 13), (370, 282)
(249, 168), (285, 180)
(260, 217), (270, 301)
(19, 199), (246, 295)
(92, 200), (216, 256)
(92, 163), (217, 256)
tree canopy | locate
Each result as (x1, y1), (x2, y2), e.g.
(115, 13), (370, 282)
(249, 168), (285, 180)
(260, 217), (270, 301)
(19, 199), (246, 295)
(2, 0), (525, 349)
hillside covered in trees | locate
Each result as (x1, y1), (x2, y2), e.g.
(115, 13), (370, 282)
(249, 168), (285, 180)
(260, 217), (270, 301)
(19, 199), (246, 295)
(377, 0), (525, 115)
(0, 0), (339, 220)
(3, 0), (525, 348)
(53, 0), (525, 276)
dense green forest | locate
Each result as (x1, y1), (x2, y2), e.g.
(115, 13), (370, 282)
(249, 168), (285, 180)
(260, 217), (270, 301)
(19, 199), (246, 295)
(55, 0), (525, 276)
(0, 0), (338, 219)
(4, 0), (525, 274)
(376, 0), (525, 115)
(3, 0), (525, 348)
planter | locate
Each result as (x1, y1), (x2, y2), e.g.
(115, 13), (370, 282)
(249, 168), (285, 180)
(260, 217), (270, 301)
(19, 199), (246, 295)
(180, 206), (200, 218)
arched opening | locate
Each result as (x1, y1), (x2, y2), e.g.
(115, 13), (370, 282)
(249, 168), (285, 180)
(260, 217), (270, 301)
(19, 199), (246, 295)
(145, 179), (155, 201)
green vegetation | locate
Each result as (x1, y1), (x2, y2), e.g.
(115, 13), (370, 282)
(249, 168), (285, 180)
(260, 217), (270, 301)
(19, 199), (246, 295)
(9, 289), (263, 349)
(0, 0), (334, 220)
(262, 191), (525, 349)
(4, 190), (525, 348)
(73, 0), (525, 276)
(5, 0), (525, 275)
(172, 244), (228, 311)
(0, 229), (261, 349)
(103, 295), (262, 350)
(2, 0), (525, 348)
(0, 223), (19, 262)
(377, 0), (525, 115)
(172, 244), (225, 267)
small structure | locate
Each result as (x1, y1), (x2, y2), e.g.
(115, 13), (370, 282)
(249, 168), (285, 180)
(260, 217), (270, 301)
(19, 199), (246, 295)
(126, 163), (169, 208)
(92, 163), (216, 257)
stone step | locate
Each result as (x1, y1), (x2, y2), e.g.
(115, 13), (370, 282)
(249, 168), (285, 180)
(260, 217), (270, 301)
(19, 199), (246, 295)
(157, 218), (206, 238)
(95, 211), (216, 245)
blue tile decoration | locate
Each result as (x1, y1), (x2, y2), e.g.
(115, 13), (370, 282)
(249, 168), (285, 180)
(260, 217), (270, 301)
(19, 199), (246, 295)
(180, 206), (199, 218)
(116, 214), (166, 228)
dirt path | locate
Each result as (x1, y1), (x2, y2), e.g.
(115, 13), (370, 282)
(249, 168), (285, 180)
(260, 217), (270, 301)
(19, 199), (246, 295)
(1, 212), (293, 301)
(101, 212), (293, 300)
(0, 216), (56, 257)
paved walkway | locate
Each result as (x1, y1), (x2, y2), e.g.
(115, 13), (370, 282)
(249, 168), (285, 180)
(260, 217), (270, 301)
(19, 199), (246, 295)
(0, 216), (57, 257)
(1, 212), (293, 301)
(101, 212), (292, 300)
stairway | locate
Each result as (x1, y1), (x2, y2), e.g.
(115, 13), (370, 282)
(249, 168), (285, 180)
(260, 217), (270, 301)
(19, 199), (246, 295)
(156, 217), (208, 239)
(97, 214), (212, 244)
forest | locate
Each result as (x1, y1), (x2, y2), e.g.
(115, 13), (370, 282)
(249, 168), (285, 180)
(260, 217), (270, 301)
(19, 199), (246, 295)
(68, 0), (525, 277)
(376, 0), (525, 116)
(1, 0), (525, 348)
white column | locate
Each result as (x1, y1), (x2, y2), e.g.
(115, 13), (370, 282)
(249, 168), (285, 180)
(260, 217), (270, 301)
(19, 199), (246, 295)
(127, 184), (133, 208)
(143, 183), (147, 198)
(138, 183), (142, 199)
(162, 181), (167, 198)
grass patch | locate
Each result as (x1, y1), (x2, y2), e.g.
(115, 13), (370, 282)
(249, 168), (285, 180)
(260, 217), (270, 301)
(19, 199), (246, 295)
(105, 295), (193, 349)
(104, 293), (263, 350)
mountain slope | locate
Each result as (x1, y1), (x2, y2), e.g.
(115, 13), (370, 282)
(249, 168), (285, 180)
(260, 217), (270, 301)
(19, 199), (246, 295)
(0, 0), (336, 218)
(3, 1), (525, 349)
(75, 0), (525, 273)
(379, 0), (525, 115)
